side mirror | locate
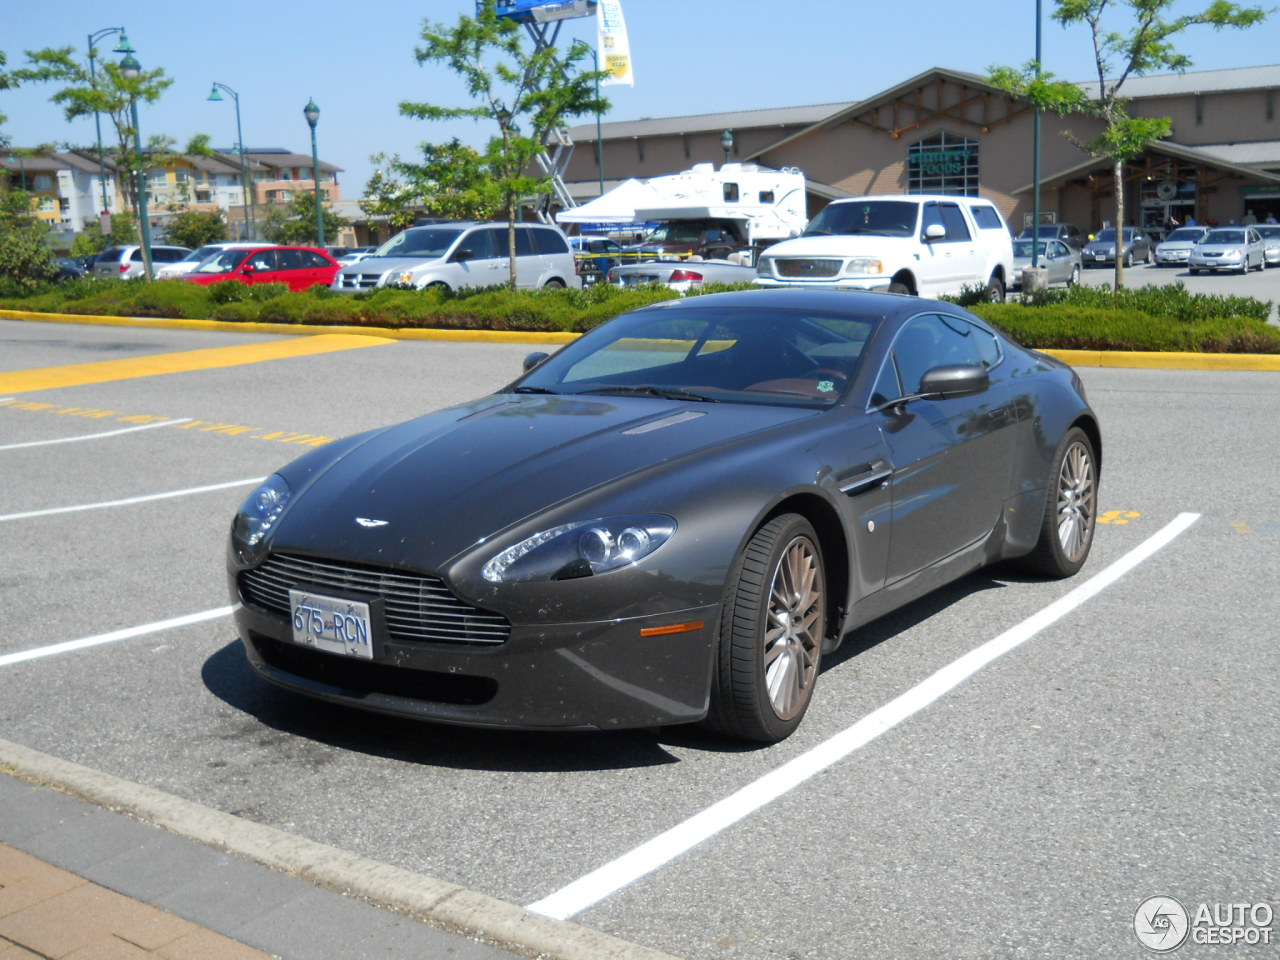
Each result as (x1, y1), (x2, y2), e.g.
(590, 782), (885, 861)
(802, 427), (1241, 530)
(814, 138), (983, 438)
(923, 223), (946, 241)
(451, 248), (475, 262)
(523, 351), (550, 373)
(919, 364), (989, 399)
(240, 263), (255, 274)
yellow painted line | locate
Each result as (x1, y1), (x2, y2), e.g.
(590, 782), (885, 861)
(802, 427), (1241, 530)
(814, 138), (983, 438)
(0, 309), (578, 345)
(0, 334), (394, 396)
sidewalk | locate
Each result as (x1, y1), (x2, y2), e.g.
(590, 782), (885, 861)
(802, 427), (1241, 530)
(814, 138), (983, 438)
(0, 772), (527, 960)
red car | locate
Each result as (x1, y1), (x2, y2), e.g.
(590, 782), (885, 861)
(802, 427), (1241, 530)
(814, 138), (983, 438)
(183, 245), (340, 292)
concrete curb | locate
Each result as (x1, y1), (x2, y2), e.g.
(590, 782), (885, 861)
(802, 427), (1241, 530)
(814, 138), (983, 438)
(0, 739), (681, 960)
(4, 308), (1280, 369)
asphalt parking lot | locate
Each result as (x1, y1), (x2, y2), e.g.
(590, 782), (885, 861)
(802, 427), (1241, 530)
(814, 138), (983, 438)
(1, 312), (1277, 959)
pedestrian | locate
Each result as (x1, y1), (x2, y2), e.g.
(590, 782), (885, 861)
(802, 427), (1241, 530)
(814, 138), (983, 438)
(1266, 212), (1278, 224)
(1242, 208), (1258, 225)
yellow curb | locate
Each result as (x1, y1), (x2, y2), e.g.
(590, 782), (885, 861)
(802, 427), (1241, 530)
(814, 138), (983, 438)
(4, 308), (1279, 368)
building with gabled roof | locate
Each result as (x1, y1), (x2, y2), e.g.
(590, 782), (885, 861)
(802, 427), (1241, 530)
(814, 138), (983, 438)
(563, 63), (1280, 236)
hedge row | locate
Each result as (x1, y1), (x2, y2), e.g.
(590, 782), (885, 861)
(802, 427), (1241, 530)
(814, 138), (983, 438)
(2, 275), (1276, 352)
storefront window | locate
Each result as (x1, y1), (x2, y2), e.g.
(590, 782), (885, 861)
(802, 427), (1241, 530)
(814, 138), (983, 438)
(907, 133), (979, 196)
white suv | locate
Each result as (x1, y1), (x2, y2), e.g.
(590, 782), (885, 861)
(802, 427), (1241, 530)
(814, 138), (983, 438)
(756, 195), (1014, 300)
(331, 222), (580, 293)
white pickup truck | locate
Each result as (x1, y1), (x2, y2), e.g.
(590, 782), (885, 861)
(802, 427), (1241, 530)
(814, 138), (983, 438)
(754, 194), (1014, 301)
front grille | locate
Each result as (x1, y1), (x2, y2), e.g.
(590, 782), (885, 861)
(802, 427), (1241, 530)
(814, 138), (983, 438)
(773, 258), (842, 278)
(334, 271), (382, 290)
(240, 553), (511, 646)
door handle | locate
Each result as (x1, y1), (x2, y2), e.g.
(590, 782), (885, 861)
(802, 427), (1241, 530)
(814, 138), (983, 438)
(837, 459), (890, 495)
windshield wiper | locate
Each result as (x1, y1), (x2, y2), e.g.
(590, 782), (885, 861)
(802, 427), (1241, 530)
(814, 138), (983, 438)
(581, 385), (720, 403)
(513, 385), (559, 395)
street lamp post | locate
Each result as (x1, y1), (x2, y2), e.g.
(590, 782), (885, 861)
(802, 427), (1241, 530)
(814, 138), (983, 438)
(303, 99), (324, 247)
(87, 27), (132, 221)
(208, 82), (256, 240)
(572, 38), (605, 195)
(720, 129), (734, 166)
(118, 50), (152, 280)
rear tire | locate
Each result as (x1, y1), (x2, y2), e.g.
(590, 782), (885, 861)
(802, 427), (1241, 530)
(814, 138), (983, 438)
(1017, 427), (1098, 578)
(705, 514), (826, 743)
(984, 275), (1006, 302)
(543, 278), (565, 289)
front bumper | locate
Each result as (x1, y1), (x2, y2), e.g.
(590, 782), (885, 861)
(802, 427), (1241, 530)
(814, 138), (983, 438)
(230, 579), (720, 731)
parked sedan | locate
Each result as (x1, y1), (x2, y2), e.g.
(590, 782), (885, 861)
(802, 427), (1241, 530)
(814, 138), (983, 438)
(184, 246), (341, 291)
(1010, 238), (1081, 290)
(1016, 222), (1085, 250)
(1153, 226), (1211, 267)
(608, 256), (757, 293)
(1082, 227), (1151, 267)
(155, 242), (270, 279)
(1188, 227), (1266, 274)
(1253, 224), (1280, 267)
(228, 288), (1100, 743)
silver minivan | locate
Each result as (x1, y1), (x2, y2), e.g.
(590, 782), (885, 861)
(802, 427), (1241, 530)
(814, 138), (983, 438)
(92, 244), (193, 279)
(330, 222), (580, 293)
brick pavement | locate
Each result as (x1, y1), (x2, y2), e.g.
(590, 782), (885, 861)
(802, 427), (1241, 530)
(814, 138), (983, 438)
(0, 843), (275, 960)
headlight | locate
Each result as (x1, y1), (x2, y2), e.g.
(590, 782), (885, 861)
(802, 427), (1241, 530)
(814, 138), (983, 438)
(230, 474), (291, 564)
(1222, 248), (1243, 259)
(482, 515), (675, 583)
(844, 258), (884, 276)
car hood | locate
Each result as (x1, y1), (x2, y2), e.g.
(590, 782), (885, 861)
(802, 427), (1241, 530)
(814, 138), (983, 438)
(269, 393), (817, 571)
(336, 256), (441, 276)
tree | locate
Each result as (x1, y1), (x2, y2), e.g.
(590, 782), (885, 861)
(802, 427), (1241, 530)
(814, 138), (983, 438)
(361, 140), (504, 229)
(0, 51), (12, 149)
(68, 211), (137, 258)
(988, 0), (1268, 289)
(259, 191), (348, 247)
(12, 45), (173, 229)
(0, 190), (58, 294)
(400, 0), (608, 287)
(166, 209), (227, 248)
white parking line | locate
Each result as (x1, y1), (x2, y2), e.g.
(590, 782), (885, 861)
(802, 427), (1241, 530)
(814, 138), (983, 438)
(0, 417), (192, 451)
(527, 512), (1202, 921)
(0, 607), (234, 668)
(0, 478), (265, 523)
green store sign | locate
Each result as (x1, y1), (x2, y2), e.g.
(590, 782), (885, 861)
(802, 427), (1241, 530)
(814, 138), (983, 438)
(910, 148), (974, 177)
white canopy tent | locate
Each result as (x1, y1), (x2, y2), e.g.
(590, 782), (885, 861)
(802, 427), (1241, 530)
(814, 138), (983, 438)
(555, 178), (663, 225)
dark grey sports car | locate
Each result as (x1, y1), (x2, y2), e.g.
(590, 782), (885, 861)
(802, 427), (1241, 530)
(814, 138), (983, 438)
(228, 289), (1100, 742)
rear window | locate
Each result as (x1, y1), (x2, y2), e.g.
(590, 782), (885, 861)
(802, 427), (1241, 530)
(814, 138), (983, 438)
(96, 247), (127, 264)
(153, 248), (188, 262)
(969, 204), (1005, 231)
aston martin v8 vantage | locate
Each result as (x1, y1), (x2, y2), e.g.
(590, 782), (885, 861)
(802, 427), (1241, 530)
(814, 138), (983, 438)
(228, 289), (1100, 742)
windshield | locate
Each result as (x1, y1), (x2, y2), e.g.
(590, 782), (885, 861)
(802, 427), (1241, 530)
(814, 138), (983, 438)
(1203, 229), (1246, 244)
(375, 226), (465, 258)
(1164, 228), (1205, 243)
(193, 249), (253, 274)
(804, 201), (918, 238)
(515, 304), (878, 408)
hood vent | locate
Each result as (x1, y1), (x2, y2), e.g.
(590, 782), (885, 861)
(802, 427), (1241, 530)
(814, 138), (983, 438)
(623, 411), (706, 435)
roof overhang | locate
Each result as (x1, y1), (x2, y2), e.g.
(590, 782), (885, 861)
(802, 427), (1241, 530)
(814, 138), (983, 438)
(1010, 140), (1280, 195)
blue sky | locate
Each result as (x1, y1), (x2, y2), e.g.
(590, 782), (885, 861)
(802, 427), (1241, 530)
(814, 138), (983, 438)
(4, 1), (1276, 199)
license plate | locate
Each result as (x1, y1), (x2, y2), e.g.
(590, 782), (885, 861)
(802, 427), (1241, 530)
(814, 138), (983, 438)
(620, 274), (659, 286)
(1094, 253), (1106, 261)
(289, 590), (373, 659)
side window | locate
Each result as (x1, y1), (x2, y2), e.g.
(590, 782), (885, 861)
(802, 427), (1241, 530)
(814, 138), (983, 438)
(938, 203), (972, 242)
(301, 250), (330, 267)
(892, 317), (946, 395)
(968, 204), (1004, 231)
(723, 183), (739, 202)
(247, 250), (278, 271)
(465, 228), (498, 260)
(276, 249), (304, 270)
(533, 228), (569, 255)
(921, 203), (944, 238)
(514, 228), (536, 257)
(870, 356), (903, 406)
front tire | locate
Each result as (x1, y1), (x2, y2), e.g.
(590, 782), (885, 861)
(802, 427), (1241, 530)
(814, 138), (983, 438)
(706, 514), (826, 743)
(1018, 427), (1098, 578)
(984, 275), (1006, 302)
